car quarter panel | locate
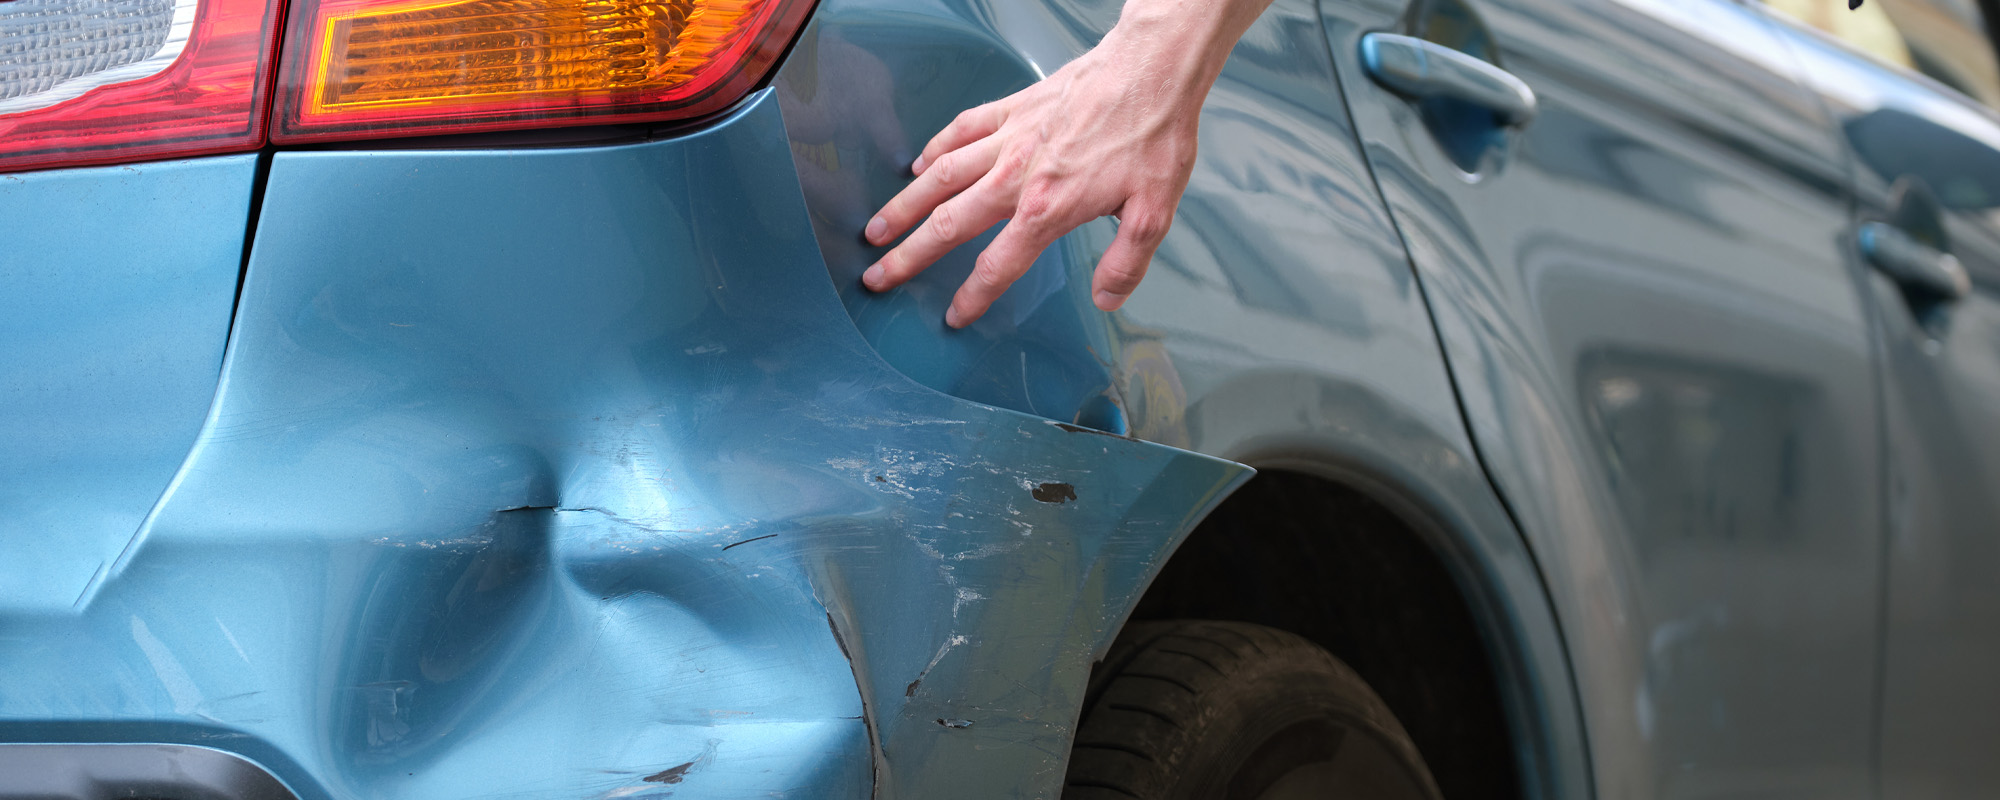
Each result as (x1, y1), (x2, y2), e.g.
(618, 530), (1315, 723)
(776, 2), (1590, 798)
(0, 93), (1250, 799)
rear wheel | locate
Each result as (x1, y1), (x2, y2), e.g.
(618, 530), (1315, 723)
(1064, 620), (1444, 800)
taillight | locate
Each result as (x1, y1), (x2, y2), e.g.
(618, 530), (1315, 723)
(0, 0), (284, 172)
(271, 0), (813, 142)
(0, 0), (806, 172)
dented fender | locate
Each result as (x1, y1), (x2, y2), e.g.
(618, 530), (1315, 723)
(0, 92), (1249, 798)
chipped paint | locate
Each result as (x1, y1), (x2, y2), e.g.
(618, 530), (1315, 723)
(0, 92), (1252, 800)
(1030, 482), (1077, 504)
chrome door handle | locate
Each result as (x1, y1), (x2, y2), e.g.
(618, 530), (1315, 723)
(1860, 221), (1971, 301)
(1360, 33), (1538, 128)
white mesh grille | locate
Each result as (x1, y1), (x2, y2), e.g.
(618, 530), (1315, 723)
(0, 0), (200, 115)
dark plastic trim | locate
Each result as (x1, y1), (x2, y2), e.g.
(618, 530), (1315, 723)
(0, 744), (298, 800)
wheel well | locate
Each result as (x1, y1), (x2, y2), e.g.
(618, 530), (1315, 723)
(1126, 469), (1522, 800)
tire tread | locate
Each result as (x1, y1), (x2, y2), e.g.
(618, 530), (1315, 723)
(1062, 620), (1439, 800)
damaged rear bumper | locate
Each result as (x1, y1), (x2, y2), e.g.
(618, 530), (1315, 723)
(0, 91), (1249, 798)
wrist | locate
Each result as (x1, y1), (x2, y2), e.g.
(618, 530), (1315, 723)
(1103, 0), (1243, 98)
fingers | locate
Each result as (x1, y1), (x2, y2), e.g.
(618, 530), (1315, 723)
(913, 100), (1011, 176)
(865, 173), (1014, 293)
(1091, 203), (1173, 311)
(867, 136), (1000, 247)
(947, 196), (1080, 328)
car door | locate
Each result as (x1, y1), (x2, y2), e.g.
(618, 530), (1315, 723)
(1752, 2), (2000, 795)
(1318, 0), (1886, 795)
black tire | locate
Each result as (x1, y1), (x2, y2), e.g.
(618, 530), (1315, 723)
(1063, 620), (1445, 800)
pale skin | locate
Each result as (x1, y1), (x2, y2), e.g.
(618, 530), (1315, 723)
(860, 0), (1278, 328)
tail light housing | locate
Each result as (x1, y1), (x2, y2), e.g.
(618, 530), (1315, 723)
(0, 0), (811, 171)
(273, 0), (813, 141)
(0, 0), (284, 172)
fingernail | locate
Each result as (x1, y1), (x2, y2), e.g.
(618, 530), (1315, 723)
(911, 155), (928, 175)
(944, 305), (965, 328)
(1094, 290), (1129, 311)
(865, 216), (887, 244)
(863, 263), (885, 290)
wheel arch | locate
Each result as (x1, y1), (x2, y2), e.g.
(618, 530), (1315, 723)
(1119, 369), (1594, 800)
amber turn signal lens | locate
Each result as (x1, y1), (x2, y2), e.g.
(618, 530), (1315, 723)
(274, 0), (811, 141)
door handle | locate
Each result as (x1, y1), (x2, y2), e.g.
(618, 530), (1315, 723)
(1859, 221), (1971, 302)
(1360, 32), (1537, 128)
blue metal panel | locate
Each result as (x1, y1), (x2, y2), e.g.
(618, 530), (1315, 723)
(775, 3), (1592, 798)
(0, 155), (252, 612)
(0, 92), (1248, 799)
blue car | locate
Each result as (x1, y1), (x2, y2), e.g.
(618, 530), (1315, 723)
(4, 0), (1997, 796)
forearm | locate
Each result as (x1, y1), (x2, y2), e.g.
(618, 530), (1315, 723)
(1106, 0), (1277, 100)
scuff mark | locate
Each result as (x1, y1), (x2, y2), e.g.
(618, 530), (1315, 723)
(935, 718), (973, 729)
(1049, 420), (1129, 439)
(371, 533), (496, 550)
(904, 634), (969, 697)
(720, 533), (778, 551)
(951, 588), (984, 618)
(1030, 482), (1077, 504)
(642, 739), (719, 786)
(825, 447), (957, 499)
(951, 540), (1023, 560)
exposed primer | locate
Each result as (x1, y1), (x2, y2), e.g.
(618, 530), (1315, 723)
(1030, 482), (1077, 504)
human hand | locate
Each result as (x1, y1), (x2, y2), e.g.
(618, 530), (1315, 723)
(859, 0), (1269, 328)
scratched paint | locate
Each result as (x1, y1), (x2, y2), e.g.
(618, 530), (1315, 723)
(0, 92), (1250, 799)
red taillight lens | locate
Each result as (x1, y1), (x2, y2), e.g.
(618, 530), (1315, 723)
(271, 0), (813, 142)
(0, 0), (807, 172)
(0, 0), (283, 173)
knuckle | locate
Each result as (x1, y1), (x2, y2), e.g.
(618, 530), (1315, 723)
(928, 203), (959, 242)
(994, 146), (1031, 180)
(931, 152), (957, 186)
(969, 254), (1011, 292)
(1016, 183), (1060, 223)
(1126, 213), (1170, 243)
